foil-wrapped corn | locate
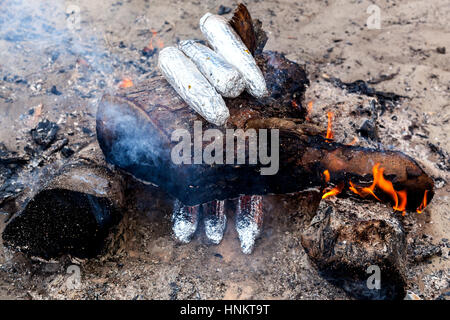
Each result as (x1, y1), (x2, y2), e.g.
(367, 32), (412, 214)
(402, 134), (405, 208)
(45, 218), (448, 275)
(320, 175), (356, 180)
(199, 13), (268, 99)
(202, 200), (227, 244)
(158, 46), (230, 126)
(179, 40), (245, 98)
(236, 195), (263, 254)
(172, 199), (200, 243)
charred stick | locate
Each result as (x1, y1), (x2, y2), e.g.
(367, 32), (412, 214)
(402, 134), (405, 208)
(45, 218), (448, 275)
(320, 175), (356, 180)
(229, 3), (257, 56)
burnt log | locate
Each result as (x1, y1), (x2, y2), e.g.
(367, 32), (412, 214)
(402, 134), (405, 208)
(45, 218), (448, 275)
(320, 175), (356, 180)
(301, 198), (407, 300)
(96, 52), (434, 210)
(229, 4), (257, 56)
(2, 146), (125, 259)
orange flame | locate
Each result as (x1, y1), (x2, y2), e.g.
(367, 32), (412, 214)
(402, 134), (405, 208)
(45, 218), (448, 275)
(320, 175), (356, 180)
(323, 169), (330, 183)
(395, 190), (408, 214)
(306, 101), (314, 121)
(322, 182), (344, 199)
(376, 167), (399, 206)
(326, 111), (334, 140)
(119, 78), (133, 88)
(416, 190), (429, 213)
(349, 163), (381, 201)
(349, 163), (407, 214)
(349, 181), (381, 201)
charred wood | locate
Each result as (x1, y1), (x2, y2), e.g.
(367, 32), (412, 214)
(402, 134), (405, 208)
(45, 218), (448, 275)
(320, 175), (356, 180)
(301, 199), (407, 300)
(2, 147), (125, 259)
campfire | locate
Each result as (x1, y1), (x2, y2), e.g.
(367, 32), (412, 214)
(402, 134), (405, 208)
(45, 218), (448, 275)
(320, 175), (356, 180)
(0, 2), (445, 301)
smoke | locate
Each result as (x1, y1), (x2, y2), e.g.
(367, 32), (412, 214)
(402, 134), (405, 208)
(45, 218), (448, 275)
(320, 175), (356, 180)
(0, 0), (170, 215)
(102, 100), (166, 172)
(0, 0), (131, 212)
(0, 0), (113, 74)
(0, 0), (142, 111)
(0, 0), (71, 72)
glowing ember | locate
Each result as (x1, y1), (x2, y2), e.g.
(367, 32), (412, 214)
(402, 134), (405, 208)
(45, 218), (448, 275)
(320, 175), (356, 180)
(347, 136), (359, 146)
(306, 101), (314, 121)
(119, 78), (133, 88)
(323, 169), (330, 183)
(326, 111), (334, 140)
(322, 182), (344, 199)
(416, 190), (429, 213)
(144, 30), (164, 51)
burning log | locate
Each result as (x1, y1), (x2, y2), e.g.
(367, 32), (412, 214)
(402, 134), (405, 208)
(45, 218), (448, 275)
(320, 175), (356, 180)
(2, 146), (125, 259)
(96, 59), (434, 211)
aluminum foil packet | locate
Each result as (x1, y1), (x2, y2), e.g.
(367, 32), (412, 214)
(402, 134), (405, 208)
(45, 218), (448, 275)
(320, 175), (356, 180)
(172, 199), (200, 243)
(236, 195), (263, 254)
(158, 46), (230, 126)
(179, 40), (245, 98)
(202, 200), (227, 244)
(199, 12), (269, 99)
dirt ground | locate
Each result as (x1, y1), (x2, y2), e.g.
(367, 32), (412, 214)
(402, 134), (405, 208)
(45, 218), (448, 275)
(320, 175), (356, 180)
(0, 0), (448, 299)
